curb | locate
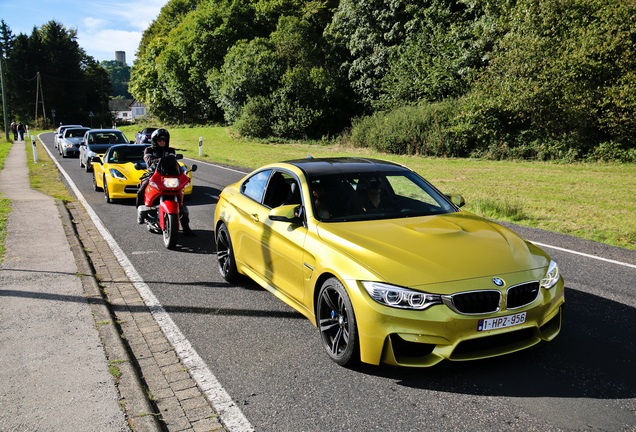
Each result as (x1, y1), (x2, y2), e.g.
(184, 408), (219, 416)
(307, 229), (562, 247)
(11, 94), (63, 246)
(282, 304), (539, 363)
(58, 199), (226, 432)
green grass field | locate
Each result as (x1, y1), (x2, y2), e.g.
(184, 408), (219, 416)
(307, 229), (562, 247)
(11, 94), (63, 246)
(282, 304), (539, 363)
(1, 126), (634, 259)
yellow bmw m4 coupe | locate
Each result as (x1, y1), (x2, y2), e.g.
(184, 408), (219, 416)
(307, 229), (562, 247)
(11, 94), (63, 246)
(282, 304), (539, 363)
(214, 157), (564, 367)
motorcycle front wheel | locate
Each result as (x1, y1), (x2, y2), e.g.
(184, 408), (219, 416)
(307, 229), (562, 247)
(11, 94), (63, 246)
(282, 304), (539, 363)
(163, 212), (178, 249)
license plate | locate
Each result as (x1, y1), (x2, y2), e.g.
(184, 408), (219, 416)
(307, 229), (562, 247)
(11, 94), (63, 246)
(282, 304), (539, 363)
(477, 312), (526, 331)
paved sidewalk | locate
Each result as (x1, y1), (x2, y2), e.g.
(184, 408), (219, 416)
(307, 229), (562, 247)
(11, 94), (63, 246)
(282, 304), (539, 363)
(0, 139), (226, 431)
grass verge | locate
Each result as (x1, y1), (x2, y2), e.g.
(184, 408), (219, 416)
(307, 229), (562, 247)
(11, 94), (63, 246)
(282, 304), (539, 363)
(25, 134), (74, 202)
(0, 141), (12, 260)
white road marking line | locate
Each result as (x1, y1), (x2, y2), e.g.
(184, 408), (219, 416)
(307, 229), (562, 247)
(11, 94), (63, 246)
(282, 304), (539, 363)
(530, 241), (636, 269)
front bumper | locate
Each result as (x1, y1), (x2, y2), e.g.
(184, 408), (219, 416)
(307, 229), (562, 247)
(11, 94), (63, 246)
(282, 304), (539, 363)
(345, 273), (565, 367)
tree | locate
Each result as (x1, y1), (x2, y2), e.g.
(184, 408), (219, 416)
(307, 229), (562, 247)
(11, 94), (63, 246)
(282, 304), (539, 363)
(2, 21), (111, 127)
(101, 60), (132, 98)
(466, 0), (636, 155)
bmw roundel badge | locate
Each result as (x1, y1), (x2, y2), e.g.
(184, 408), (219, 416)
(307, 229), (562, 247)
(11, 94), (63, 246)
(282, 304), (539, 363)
(492, 277), (505, 287)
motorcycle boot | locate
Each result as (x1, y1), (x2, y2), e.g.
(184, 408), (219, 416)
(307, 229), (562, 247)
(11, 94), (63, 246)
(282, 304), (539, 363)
(180, 206), (194, 236)
(137, 206), (150, 224)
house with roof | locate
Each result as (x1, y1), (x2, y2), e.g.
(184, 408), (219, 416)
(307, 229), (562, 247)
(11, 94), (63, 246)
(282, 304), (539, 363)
(109, 99), (147, 122)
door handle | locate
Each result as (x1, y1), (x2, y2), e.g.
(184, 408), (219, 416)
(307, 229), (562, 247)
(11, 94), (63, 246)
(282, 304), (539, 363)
(251, 213), (260, 223)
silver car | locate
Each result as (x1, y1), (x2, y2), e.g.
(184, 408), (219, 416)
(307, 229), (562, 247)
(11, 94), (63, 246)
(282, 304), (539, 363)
(58, 127), (90, 157)
(54, 124), (83, 149)
(79, 129), (132, 172)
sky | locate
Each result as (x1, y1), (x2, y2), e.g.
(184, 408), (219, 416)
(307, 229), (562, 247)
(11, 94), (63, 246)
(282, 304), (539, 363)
(1, 0), (166, 64)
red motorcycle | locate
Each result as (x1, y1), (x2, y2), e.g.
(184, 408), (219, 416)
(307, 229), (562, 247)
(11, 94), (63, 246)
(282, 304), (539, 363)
(136, 154), (197, 249)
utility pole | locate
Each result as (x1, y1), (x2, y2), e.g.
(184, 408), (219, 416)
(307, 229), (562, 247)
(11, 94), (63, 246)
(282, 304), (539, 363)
(34, 72), (46, 126)
(0, 55), (9, 141)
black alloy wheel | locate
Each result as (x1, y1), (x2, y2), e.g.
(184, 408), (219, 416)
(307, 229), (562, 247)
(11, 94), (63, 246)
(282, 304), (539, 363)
(317, 277), (360, 366)
(216, 223), (238, 282)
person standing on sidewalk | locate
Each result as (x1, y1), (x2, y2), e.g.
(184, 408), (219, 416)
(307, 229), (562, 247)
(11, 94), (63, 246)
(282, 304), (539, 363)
(10, 121), (17, 140)
(17, 123), (25, 141)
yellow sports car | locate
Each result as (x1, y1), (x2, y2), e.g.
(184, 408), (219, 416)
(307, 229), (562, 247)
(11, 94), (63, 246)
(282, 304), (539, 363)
(92, 144), (194, 203)
(214, 157), (564, 367)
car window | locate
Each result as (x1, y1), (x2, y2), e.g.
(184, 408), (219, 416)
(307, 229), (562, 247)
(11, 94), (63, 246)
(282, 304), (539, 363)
(263, 171), (300, 209)
(308, 171), (455, 221)
(90, 131), (128, 144)
(242, 170), (271, 203)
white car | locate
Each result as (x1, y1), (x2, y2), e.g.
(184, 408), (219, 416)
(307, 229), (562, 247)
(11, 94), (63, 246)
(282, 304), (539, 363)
(54, 124), (83, 149)
(58, 127), (90, 157)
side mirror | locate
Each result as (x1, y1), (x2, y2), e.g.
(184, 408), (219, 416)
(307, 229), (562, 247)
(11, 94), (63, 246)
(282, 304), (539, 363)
(269, 204), (302, 223)
(446, 194), (466, 207)
(190, 164), (198, 173)
(89, 156), (102, 164)
(129, 140), (135, 144)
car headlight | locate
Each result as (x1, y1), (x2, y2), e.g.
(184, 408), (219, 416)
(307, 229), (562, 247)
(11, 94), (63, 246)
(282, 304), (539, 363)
(540, 260), (560, 289)
(109, 168), (127, 180)
(362, 281), (442, 310)
(163, 177), (180, 188)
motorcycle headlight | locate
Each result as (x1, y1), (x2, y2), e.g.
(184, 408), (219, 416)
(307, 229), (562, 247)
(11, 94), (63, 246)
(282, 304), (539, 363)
(362, 281), (442, 310)
(163, 177), (180, 188)
(109, 168), (126, 180)
(540, 260), (560, 289)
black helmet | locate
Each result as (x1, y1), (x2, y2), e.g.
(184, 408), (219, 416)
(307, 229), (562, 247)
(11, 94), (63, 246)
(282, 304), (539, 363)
(151, 128), (170, 148)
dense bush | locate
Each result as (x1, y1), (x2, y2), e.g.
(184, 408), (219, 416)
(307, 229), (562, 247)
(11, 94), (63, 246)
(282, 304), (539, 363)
(349, 100), (466, 157)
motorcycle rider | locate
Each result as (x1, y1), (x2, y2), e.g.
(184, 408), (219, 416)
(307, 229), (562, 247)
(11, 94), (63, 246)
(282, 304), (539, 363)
(136, 128), (193, 235)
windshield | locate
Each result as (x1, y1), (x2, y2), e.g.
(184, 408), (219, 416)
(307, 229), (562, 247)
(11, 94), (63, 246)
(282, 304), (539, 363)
(108, 146), (147, 163)
(308, 171), (456, 222)
(156, 155), (181, 176)
(88, 131), (128, 145)
(65, 128), (88, 138)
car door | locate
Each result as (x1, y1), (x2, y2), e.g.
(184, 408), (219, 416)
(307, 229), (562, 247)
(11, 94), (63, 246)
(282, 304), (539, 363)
(233, 169), (307, 305)
(231, 169), (272, 277)
(260, 171), (307, 305)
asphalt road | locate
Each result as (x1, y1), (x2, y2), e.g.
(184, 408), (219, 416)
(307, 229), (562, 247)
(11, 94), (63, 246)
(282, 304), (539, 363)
(42, 132), (636, 432)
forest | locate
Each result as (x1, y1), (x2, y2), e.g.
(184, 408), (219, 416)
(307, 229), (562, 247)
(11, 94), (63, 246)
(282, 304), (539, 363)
(129, 0), (636, 162)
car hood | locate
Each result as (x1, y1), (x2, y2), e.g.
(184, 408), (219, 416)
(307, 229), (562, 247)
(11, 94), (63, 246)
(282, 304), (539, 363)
(316, 212), (549, 287)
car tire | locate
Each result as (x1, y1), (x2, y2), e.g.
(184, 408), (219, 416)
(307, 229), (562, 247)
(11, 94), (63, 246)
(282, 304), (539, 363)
(317, 277), (360, 367)
(216, 223), (238, 282)
(85, 159), (91, 173)
(104, 176), (112, 203)
(92, 172), (101, 191)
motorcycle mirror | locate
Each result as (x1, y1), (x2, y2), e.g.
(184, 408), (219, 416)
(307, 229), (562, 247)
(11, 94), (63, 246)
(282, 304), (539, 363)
(175, 154), (184, 160)
(190, 164), (198, 173)
(134, 162), (144, 170)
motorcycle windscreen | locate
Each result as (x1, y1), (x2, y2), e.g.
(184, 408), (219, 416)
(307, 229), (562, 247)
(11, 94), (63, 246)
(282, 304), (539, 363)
(157, 155), (181, 176)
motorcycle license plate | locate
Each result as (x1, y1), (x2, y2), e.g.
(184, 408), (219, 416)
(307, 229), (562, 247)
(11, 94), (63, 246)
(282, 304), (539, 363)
(477, 312), (526, 331)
